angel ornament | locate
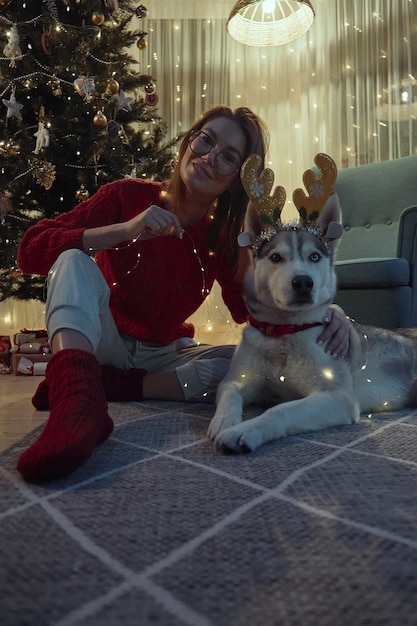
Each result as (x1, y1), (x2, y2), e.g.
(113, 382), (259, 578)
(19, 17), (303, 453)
(3, 26), (22, 68)
(33, 121), (50, 154)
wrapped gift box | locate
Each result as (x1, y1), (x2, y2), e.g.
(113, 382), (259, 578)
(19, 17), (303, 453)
(10, 328), (51, 375)
(11, 354), (51, 375)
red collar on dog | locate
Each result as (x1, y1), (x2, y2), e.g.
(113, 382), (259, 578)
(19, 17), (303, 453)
(248, 314), (323, 337)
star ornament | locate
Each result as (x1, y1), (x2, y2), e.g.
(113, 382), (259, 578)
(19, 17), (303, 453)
(113, 89), (133, 112)
(2, 92), (23, 121)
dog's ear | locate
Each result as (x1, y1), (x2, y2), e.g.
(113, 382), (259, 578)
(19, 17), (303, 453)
(316, 192), (343, 246)
(242, 264), (262, 314)
(238, 201), (264, 248)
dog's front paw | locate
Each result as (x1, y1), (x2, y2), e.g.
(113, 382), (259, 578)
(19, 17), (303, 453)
(214, 424), (263, 454)
(207, 413), (242, 440)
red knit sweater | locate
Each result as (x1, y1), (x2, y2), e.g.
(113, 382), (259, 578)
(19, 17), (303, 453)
(18, 179), (248, 343)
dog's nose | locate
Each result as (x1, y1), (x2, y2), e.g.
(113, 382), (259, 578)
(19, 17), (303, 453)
(291, 275), (313, 294)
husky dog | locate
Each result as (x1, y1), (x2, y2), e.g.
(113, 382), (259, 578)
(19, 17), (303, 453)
(208, 154), (417, 453)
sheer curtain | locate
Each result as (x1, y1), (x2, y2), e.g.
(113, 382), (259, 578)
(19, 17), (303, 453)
(141, 0), (417, 219)
(3, 1), (416, 343)
(0, 299), (46, 340)
(139, 18), (230, 138)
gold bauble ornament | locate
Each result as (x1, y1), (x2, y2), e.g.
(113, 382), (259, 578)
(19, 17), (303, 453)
(91, 10), (105, 25)
(135, 4), (147, 18)
(144, 81), (156, 94)
(47, 76), (60, 89)
(93, 111), (108, 127)
(0, 0), (9, 6)
(47, 75), (62, 96)
(137, 37), (147, 50)
(75, 186), (90, 202)
(106, 78), (120, 95)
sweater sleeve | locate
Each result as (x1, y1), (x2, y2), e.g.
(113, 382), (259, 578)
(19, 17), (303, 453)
(216, 255), (248, 325)
(17, 179), (156, 276)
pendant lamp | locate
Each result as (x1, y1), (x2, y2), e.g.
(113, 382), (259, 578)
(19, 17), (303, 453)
(227, 0), (315, 47)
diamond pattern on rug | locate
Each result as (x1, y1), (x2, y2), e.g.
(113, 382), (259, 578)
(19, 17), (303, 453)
(2, 402), (417, 625)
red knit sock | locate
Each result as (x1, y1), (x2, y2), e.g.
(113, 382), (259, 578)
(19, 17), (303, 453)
(31, 366), (149, 409)
(17, 350), (113, 482)
(32, 379), (49, 410)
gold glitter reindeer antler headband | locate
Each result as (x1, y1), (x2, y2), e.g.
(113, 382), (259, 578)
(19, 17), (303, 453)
(238, 152), (342, 249)
(292, 153), (337, 227)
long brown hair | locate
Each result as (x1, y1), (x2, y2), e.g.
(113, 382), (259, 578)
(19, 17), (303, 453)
(164, 106), (269, 265)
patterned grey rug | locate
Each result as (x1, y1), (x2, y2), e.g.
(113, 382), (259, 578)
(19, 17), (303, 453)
(1, 400), (417, 626)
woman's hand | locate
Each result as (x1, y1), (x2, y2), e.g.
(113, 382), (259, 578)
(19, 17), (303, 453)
(126, 205), (183, 241)
(317, 304), (351, 357)
(83, 205), (183, 252)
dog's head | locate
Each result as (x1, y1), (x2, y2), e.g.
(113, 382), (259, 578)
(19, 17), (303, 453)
(239, 154), (342, 321)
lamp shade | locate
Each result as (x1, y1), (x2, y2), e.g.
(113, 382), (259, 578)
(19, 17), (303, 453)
(227, 0), (315, 47)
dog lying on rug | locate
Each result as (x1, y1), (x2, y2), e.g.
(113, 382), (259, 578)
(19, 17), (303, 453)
(208, 153), (417, 453)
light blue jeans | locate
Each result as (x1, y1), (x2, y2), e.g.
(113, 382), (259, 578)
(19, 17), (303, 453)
(45, 250), (236, 401)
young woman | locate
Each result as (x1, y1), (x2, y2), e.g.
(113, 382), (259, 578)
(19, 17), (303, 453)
(16, 105), (349, 482)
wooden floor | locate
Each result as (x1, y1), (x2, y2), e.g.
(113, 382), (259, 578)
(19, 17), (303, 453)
(0, 375), (47, 452)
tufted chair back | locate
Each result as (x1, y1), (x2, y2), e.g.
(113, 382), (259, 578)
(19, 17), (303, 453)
(331, 154), (417, 328)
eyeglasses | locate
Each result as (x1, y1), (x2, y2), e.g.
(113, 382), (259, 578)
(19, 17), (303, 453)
(188, 130), (241, 177)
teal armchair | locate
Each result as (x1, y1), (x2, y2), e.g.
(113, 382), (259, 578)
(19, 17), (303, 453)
(332, 155), (417, 328)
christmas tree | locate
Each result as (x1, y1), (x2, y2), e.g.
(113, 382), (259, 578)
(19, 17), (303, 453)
(0, 0), (176, 302)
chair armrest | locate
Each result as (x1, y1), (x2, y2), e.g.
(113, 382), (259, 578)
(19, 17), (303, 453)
(397, 206), (417, 264)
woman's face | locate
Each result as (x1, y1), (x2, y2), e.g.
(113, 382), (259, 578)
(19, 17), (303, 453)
(179, 116), (246, 205)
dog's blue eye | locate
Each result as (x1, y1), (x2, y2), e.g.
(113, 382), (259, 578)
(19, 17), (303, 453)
(310, 252), (321, 262)
(270, 253), (282, 263)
